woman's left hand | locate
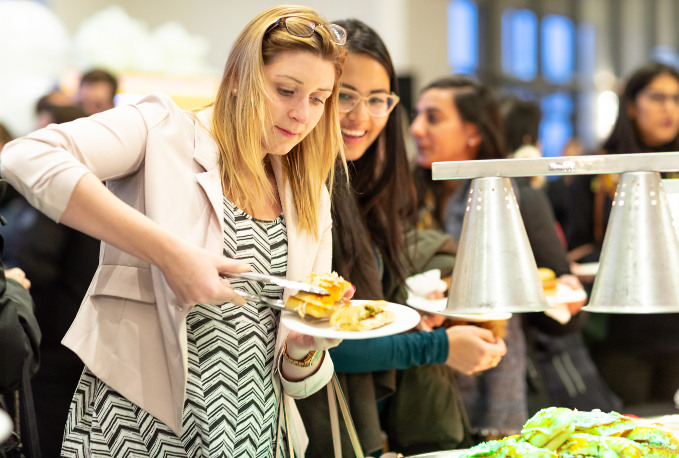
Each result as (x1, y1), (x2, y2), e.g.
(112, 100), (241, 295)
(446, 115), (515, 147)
(280, 282), (355, 380)
(285, 330), (341, 357)
(284, 283), (354, 355)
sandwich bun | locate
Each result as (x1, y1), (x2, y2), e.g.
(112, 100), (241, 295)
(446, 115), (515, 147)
(557, 433), (643, 457)
(573, 409), (636, 437)
(522, 406), (576, 449)
(623, 425), (679, 453)
(285, 272), (352, 318)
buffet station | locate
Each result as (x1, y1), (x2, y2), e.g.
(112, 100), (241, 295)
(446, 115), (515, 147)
(404, 152), (679, 457)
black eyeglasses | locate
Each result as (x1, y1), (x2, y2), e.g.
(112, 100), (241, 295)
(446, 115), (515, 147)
(266, 16), (347, 45)
(338, 88), (400, 117)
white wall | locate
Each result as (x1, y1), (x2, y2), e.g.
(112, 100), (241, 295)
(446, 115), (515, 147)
(49, 0), (444, 86)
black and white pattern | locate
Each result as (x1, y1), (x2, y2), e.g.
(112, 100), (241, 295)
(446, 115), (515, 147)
(62, 196), (288, 457)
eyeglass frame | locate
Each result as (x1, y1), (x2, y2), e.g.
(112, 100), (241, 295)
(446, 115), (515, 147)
(640, 89), (679, 106)
(265, 16), (347, 46)
(337, 87), (400, 117)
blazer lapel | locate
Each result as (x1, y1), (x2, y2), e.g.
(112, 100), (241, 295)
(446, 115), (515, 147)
(192, 109), (223, 229)
(271, 157), (317, 289)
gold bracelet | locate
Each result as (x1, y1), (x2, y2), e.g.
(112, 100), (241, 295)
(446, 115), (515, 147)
(282, 339), (323, 367)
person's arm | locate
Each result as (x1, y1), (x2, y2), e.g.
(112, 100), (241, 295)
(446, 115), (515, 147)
(329, 328), (449, 373)
(60, 173), (249, 306)
(1, 96), (251, 308)
(518, 184), (571, 276)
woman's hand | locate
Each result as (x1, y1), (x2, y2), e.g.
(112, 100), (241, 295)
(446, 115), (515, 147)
(286, 330), (342, 357)
(280, 285), (353, 381)
(5, 267), (30, 290)
(557, 273), (587, 315)
(417, 312), (446, 332)
(281, 330), (342, 382)
(445, 325), (507, 375)
(157, 241), (251, 307)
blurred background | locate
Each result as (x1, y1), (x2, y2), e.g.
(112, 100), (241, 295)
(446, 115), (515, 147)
(1, 0), (678, 159)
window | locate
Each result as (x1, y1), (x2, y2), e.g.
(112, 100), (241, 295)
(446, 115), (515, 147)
(501, 8), (538, 80)
(540, 93), (573, 158)
(541, 15), (574, 83)
(448, 0), (478, 74)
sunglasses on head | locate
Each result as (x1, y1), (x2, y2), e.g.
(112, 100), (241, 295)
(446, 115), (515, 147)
(266, 16), (347, 46)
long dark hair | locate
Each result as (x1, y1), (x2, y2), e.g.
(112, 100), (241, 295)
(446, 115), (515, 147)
(603, 61), (679, 154)
(331, 18), (417, 299)
(414, 75), (505, 227)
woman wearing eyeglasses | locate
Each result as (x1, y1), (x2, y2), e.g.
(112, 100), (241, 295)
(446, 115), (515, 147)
(294, 19), (506, 458)
(564, 62), (679, 412)
(1, 6), (348, 457)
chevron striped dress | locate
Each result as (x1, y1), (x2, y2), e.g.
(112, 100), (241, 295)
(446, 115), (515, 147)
(62, 196), (288, 457)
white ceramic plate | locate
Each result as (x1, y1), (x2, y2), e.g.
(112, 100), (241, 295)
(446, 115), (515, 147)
(0, 409), (12, 443)
(406, 294), (512, 322)
(281, 300), (420, 340)
(570, 262), (599, 277)
(546, 283), (588, 307)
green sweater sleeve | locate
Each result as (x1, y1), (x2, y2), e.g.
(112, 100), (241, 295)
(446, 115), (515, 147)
(329, 327), (449, 373)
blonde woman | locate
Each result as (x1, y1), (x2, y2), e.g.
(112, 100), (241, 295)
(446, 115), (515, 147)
(1, 5), (347, 457)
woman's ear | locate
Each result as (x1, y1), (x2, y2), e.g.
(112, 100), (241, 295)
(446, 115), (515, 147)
(627, 101), (637, 120)
(464, 123), (481, 153)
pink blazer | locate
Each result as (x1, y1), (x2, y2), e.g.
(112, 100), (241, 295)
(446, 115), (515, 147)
(1, 93), (334, 451)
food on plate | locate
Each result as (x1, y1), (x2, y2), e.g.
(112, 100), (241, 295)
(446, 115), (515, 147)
(558, 432), (643, 457)
(461, 435), (557, 457)
(623, 425), (679, 455)
(329, 300), (396, 331)
(522, 407), (576, 449)
(285, 272), (352, 318)
(538, 267), (558, 296)
(572, 409), (637, 437)
(460, 407), (679, 457)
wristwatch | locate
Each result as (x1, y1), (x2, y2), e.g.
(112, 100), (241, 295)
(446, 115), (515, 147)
(282, 340), (323, 367)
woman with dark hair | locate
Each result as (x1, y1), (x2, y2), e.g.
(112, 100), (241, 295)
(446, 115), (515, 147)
(410, 76), (540, 439)
(564, 61), (679, 410)
(412, 75), (505, 232)
(565, 61), (679, 261)
(296, 20), (506, 457)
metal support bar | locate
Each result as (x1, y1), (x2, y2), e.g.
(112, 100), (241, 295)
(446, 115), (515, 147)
(432, 152), (679, 180)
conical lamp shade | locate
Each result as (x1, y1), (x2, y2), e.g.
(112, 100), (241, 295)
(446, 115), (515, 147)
(584, 171), (679, 313)
(439, 177), (549, 315)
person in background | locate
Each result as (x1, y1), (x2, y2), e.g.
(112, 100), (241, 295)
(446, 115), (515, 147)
(410, 76), (546, 440)
(564, 61), (679, 412)
(499, 97), (584, 304)
(0, 122), (32, 292)
(35, 90), (76, 128)
(75, 68), (118, 115)
(499, 97), (619, 415)
(546, 138), (585, 236)
(1, 103), (99, 457)
(1, 5), (348, 456)
(295, 20), (506, 457)
(0, 122), (12, 147)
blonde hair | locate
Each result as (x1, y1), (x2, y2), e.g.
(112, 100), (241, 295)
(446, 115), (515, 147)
(211, 5), (346, 237)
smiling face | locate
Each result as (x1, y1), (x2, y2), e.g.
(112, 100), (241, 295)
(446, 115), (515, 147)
(410, 87), (479, 169)
(629, 72), (679, 147)
(339, 53), (391, 161)
(262, 50), (336, 157)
